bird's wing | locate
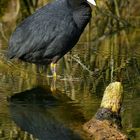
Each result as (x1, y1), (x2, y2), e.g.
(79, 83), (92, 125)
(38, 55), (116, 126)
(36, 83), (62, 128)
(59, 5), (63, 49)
(8, 2), (79, 61)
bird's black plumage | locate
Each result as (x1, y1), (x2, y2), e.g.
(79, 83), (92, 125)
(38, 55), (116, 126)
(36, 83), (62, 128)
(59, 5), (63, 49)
(7, 0), (92, 65)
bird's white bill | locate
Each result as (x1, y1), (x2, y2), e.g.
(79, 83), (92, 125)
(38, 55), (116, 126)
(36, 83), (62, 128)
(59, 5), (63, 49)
(87, 0), (96, 5)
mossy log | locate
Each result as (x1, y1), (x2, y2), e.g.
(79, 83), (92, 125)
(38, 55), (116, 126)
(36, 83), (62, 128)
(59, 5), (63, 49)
(83, 82), (128, 140)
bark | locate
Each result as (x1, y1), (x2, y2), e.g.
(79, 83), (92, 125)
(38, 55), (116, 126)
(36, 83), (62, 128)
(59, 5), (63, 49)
(83, 82), (128, 140)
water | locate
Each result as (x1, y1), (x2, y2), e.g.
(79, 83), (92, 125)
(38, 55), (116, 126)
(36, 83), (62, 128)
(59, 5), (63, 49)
(0, 73), (101, 140)
(0, 0), (140, 140)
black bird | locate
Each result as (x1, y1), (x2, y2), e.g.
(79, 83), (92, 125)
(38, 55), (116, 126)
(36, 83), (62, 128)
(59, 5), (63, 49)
(7, 0), (96, 78)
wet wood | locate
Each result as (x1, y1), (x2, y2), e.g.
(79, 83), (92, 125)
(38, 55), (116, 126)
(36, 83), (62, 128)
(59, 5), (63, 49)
(83, 82), (128, 140)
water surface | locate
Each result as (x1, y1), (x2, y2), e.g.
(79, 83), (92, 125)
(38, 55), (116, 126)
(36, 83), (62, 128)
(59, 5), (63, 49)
(0, 0), (140, 139)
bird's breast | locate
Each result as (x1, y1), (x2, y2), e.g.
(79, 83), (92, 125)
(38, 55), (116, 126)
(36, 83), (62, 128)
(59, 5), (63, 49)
(73, 5), (92, 31)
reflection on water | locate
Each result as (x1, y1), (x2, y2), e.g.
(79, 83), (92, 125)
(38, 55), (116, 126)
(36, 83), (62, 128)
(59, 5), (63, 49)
(0, 0), (140, 140)
(8, 87), (85, 140)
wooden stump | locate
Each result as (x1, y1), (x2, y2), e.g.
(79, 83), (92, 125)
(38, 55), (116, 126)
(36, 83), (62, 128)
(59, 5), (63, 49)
(83, 82), (128, 140)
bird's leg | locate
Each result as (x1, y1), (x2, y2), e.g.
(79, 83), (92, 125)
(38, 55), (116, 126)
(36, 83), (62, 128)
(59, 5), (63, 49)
(50, 63), (57, 92)
(51, 78), (56, 92)
(50, 63), (57, 80)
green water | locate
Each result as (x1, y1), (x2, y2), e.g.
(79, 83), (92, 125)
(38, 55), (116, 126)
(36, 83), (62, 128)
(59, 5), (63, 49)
(0, 0), (140, 139)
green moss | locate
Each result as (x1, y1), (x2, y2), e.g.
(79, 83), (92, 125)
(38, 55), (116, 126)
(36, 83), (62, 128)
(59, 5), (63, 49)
(127, 128), (140, 140)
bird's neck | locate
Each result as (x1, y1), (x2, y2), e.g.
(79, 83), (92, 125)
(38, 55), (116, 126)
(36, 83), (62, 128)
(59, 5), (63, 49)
(72, 3), (92, 30)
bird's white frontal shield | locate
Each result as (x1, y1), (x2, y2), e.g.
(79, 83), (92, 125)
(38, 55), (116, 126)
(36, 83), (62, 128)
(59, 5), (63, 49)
(87, 0), (96, 5)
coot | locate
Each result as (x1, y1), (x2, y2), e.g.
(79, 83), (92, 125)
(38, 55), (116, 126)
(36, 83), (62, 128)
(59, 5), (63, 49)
(7, 0), (96, 77)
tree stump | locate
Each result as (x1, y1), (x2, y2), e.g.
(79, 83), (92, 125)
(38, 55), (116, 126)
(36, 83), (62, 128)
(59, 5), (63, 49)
(83, 82), (128, 140)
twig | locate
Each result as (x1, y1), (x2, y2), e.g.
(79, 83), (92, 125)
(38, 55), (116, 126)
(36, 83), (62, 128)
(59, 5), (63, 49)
(0, 23), (8, 42)
(70, 55), (93, 75)
(92, 26), (132, 44)
(96, 7), (132, 27)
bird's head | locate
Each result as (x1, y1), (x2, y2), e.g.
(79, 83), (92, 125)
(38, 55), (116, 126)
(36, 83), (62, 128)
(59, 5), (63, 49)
(68, 0), (96, 8)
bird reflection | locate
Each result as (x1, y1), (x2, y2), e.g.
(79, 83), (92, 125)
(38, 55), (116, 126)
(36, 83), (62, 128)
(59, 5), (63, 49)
(8, 86), (85, 140)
